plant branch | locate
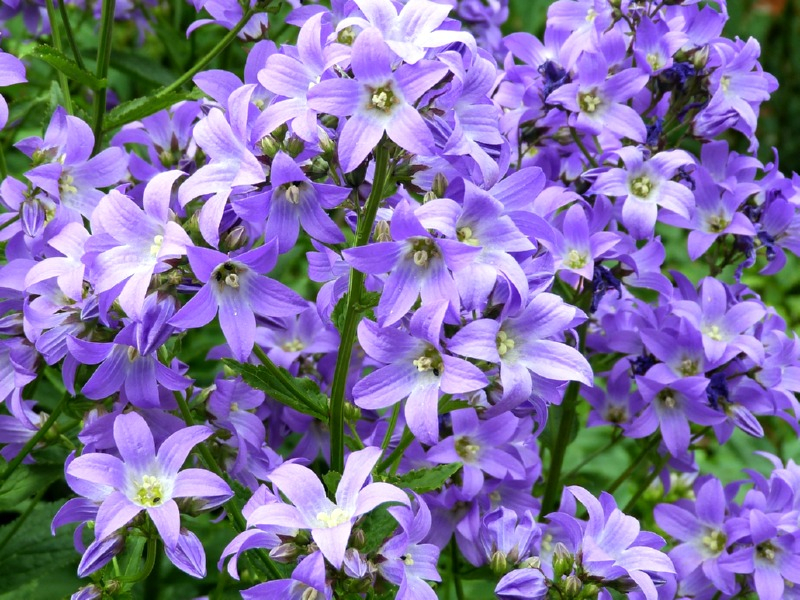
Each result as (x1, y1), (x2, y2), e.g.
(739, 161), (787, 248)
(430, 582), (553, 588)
(44, 0), (73, 114)
(91, 0), (116, 152)
(57, 0), (85, 69)
(328, 142), (391, 473)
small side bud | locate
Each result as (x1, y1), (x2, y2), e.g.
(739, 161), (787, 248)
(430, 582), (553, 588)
(489, 550), (509, 575)
(374, 220), (391, 242)
(285, 136), (305, 158)
(432, 172), (448, 198)
(552, 542), (574, 580)
(259, 136), (280, 158)
(343, 402), (362, 423)
(222, 225), (248, 252)
(563, 574), (582, 596)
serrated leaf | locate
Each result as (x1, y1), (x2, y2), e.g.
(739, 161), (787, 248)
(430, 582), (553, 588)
(103, 88), (203, 133)
(391, 462), (462, 494)
(223, 359), (329, 423)
(0, 502), (78, 595)
(0, 464), (61, 511)
(29, 45), (107, 91)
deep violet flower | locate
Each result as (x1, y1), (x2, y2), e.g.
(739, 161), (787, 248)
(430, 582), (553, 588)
(66, 411), (232, 548)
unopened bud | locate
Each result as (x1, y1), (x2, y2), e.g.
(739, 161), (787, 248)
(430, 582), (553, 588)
(422, 191), (437, 203)
(519, 556), (541, 569)
(432, 172), (448, 198)
(270, 542), (301, 563)
(374, 220), (391, 242)
(259, 136), (280, 158)
(309, 155), (330, 178)
(350, 528), (366, 550)
(552, 542), (574, 580)
(343, 402), (362, 423)
(489, 550), (508, 575)
(222, 225), (248, 252)
(318, 129), (336, 155)
(285, 136), (305, 158)
(692, 46), (710, 70)
(564, 574), (582, 596)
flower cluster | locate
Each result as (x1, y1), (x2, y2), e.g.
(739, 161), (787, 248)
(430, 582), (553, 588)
(0, 0), (798, 598)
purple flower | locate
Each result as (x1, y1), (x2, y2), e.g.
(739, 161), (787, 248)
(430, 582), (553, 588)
(261, 152), (347, 252)
(427, 408), (525, 498)
(246, 446), (409, 568)
(0, 51), (26, 130)
(18, 108), (129, 218)
(169, 241), (307, 361)
(66, 411), (232, 549)
(339, 0), (475, 64)
(547, 53), (649, 142)
(85, 171), (191, 318)
(353, 302), (487, 444)
(377, 496), (441, 600)
(307, 28), (447, 172)
(242, 551), (332, 600)
(590, 148), (695, 239)
(495, 568), (548, 600)
(24, 222), (89, 301)
(344, 199), (480, 326)
(449, 292), (592, 414)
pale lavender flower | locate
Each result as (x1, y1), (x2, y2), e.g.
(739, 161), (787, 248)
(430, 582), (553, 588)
(247, 446), (409, 568)
(66, 411), (232, 549)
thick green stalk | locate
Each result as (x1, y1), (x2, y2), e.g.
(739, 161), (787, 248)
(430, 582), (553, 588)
(91, 0), (116, 153)
(44, 0), (73, 114)
(57, 0), (85, 69)
(607, 435), (661, 494)
(328, 143), (391, 473)
(540, 379), (581, 516)
(0, 391), (69, 487)
(377, 426), (414, 473)
(172, 390), (282, 579)
(118, 538), (158, 583)
(159, 7), (258, 96)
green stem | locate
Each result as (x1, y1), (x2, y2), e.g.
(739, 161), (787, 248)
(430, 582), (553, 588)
(451, 541), (465, 600)
(0, 486), (46, 555)
(377, 426), (414, 473)
(118, 538), (158, 583)
(252, 345), (323, 418)
(91, 0), (116, 153)
(0, 214), (18, 232)
(172, 390), (282, 580)
(561, 428), (623, 483)
(540, 379), (581, 517)
(0, 146), (7, 180)
(44, 0), (73, 114)
(328, 142), (391, 473)
(569, 127), (598, 168)
(607, 435), (661, 494)
(0, 391), (70, 488)
(57, 0), (85, 69)
(622, 451), (670, 513)
(159, 7), (259, 97)
(380, 404), (401, 452)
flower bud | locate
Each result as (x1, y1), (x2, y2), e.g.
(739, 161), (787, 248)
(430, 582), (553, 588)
(563, 574), (582, 597)
(422, 190), (437, 203)
(692, 46), (710, 70)
(343, 401), (362, 423)
(552, 542), (574, 580)
(519, 556), (541, 569)
(222, 225), (248, 252)
(285, 136), (305, 158)
(350, 528), (366, 550)
(489, 550), (509, 575)
(259, 136), (280, 158)
(374, 220), (391, 242)
(432, 172), (448, 198)
(270, 542), (301, 563)
(318, 129), (336, 156)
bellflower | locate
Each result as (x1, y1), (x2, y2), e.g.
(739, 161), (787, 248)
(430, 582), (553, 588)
(0, 51), (25, 130)
(547, 52), (649, 142)
(590, 147), (696, 239)
(353, 301), (487, 444)
(344, 199), (480, 326)
(169, 241), (307, 361)
(242, 551), (332, 600)
(307, 28), (448, 172)
(24, 222), (89, 301)
(246, 446), (410, 568)
(449, 292), (593, 414)
(85, 171), (192, 318)
(65, 411), (232, 548)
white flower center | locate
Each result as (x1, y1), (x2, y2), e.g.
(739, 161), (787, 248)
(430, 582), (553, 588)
(316, 507), (350, 528)
(150, 234), (164, 258)
(496, 330), (516, 357)
(578, 91), (602, 113)
(457, 226), (480, 246)
(565, 249), (588, 270)
(285, 184), (301, 205)
(630, 176), (654, 199)
(133, 474), (167, 507)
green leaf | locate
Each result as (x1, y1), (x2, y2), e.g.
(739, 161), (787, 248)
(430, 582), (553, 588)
(358, 505), (400, 554)
(223, 359), (329, 423)
(28, 45), (107, 91)
(103, 88), (203, 132)
(322, 471), (342, 495)
(0, 464), (61, 512)
(0, 502), (78, 596)
(390, 462), (462, 494)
